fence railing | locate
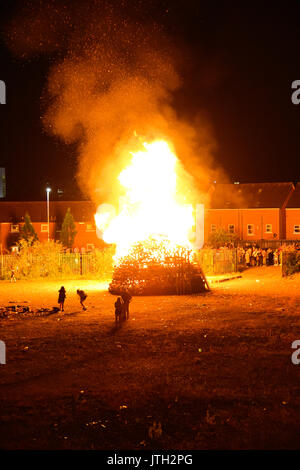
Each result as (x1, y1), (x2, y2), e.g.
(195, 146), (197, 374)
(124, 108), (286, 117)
(195, 248), (238, 274)
(238, 239), (297, 249)
(1, 247), (239, 279)
(0, 251), (114, 280)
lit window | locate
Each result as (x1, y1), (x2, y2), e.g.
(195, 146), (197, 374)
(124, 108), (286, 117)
(11, 246), (18, 253)
(294, 225), (300, 234)
(266, 224), (272, 233)
(228, 224), (235, 234)
(41, 224), (48, 232)
(247, 224), (254, 235)
(10, 224), (19, 233)
(211, 224), (216, 232)
(86, 224), (95, 232)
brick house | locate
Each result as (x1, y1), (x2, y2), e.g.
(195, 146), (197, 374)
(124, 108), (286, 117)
(1, 182), (300, 252)
(0, 201), (103, 253)
(204, 182), (295, 242)
(285, 183), (300, 239)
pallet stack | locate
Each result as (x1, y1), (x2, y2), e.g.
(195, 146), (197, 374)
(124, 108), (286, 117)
(109, 236), (209, 295)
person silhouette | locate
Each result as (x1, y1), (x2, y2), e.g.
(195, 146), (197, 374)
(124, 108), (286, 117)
(77, 289), (87, 310)
(58, 286), (66, 312)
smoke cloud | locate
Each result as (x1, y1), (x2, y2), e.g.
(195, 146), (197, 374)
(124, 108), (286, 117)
(5, 0), (225, 207)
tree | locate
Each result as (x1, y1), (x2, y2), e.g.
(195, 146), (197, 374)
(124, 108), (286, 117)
(20, 212), (38, 243)
(207, 228), (238, 249)
(60, 208), (77, 249)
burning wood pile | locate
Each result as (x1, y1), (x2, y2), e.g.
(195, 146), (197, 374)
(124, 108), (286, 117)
(109, 236), (209, 295)
(94, 138), (209, 295)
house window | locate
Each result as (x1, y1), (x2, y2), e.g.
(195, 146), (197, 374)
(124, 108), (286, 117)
(294, 225), (300, 234)
(11, 246), (19, 253)
(247, 224), (254, 235)
(41, 224), (48, 232)
(266, 224), (272, 233)
(211, 224), (216, 232)
(86, 223), (95, 232)
(10, 224), (19, 233)
(228, 224), (235, 234)
(86, 243), (95, 252)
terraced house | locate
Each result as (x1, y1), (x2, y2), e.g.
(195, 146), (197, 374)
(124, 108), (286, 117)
(204, 182), (295, 242)
(0, 200), (100, 253)
(0, 182), (299, 252)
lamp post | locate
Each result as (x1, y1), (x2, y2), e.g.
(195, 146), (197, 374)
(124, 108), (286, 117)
(46, 187), (51, 241)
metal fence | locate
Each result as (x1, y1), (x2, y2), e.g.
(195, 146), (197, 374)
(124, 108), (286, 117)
(238, 239), (297, 249)
(195, 248), (238, 274)
(0, 251), (114, 280)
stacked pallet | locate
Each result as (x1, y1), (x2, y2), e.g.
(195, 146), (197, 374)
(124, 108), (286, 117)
(109, 236), (209, 295)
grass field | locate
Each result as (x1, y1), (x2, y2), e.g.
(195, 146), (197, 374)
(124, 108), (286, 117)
(1, 266), (300, 449)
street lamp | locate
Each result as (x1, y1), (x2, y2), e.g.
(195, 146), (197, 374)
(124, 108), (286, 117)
(46, 187), (51, 241)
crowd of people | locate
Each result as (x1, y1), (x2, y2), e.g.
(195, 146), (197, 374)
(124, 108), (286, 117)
(237, 245), (282, 267)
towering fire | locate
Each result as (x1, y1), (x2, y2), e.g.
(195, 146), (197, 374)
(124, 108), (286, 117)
(94, 139), (195, 260)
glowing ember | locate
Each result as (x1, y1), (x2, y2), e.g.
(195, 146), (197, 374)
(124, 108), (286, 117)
(95, 139), (195, 260)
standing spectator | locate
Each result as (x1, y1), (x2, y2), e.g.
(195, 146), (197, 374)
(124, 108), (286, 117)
(262, 249), (267, 265)
(77, 289), (87, 311)
(267, 249), (274, 266)
(10, 267), (16, 282)
(245, 249), (251, 268)
(121, 291), (132, 320)
(278, 248), (282, 266)
(115, 297), (123, 324)
(258, 249), (263, 266)
(252, 247), (258, 266)
(58, 286), (66, 312)
(274, 250), (279, 266)
(238, 247), (245, 265)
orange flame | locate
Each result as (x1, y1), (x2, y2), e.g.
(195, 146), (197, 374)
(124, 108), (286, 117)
(95, 139), (195, 260)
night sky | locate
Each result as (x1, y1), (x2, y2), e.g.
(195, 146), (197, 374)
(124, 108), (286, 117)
(1, 0), (300, 200)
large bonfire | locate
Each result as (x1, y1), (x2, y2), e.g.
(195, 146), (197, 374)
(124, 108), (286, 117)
(95, 139), (208, 295)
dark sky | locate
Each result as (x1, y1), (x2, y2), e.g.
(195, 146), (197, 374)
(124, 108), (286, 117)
(1, 0), (300, 200)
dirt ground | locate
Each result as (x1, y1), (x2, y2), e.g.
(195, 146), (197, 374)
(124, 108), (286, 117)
(1, 266), (300, 450)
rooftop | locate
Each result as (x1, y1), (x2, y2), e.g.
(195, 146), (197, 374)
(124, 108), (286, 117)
(209, 182), (294, 209)
(0, 200), (97, 223)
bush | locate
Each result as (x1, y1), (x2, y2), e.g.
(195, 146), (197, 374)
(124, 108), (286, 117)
(20, 213), (38, 243)
(1, 239), (115, 280)
(11, 238), (64, 279)
(281, 249), (300, 276)
(88, 246), (115, 280)
(207, 228), (238, 249)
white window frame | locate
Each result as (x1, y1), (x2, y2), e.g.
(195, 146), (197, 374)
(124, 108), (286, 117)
(294, 225), (300, 234)
(211, 224), (216, 232)
(41, 224), (48, 233)
(10, 224), (19, 233)
(228, 224), (235, 234)
(247, 224), (254, 235)
(265, 224), (272, 233)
